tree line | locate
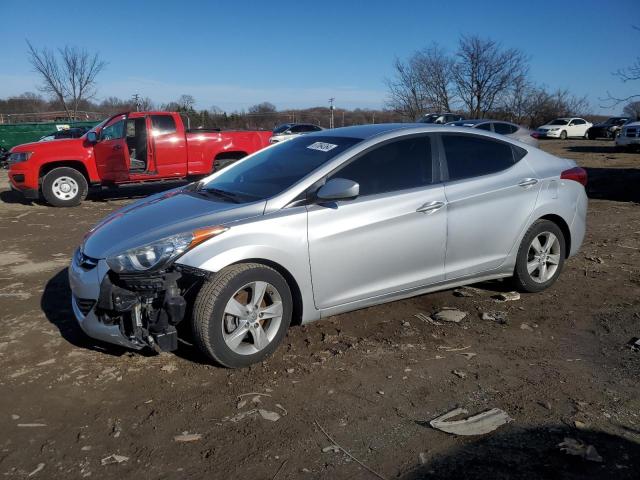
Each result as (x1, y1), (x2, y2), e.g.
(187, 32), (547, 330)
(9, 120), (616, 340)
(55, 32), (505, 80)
(2, 34), (638, 130)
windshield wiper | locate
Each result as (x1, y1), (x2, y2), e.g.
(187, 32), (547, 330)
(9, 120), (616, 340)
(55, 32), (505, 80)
(200, 187), (243, 203)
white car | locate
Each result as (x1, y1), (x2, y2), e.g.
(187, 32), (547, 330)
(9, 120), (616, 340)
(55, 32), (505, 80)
(269, 123), (323, 144)
(534, 118), (592, 140)
(615, 121), (640, 151)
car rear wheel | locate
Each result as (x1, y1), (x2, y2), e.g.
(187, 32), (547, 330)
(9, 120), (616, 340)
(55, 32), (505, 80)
(41, 167), (88, 207)
(512, 219), (566, 293)
(560, 130), (568, 140)
(192, 263), (292, 368)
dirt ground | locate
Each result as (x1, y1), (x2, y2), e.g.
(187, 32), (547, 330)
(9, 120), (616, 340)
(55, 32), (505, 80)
(0, 139), (639, 479)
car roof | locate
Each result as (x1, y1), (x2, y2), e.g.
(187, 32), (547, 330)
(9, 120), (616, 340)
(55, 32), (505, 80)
(307, 123), (424, 139)
(303, 123), (528, 143)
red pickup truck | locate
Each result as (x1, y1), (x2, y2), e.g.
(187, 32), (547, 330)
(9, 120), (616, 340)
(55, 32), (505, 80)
(7, 111), (271, 207)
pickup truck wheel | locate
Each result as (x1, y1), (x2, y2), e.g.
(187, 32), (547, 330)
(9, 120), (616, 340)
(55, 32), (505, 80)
(42, 167), (88, 207)
(192, 263), (292, 368)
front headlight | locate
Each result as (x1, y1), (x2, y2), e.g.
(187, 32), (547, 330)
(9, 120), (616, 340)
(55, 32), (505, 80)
(7, 151), (32, 164)
(549, 128), (559, 131)
(106, 226), (228, 273)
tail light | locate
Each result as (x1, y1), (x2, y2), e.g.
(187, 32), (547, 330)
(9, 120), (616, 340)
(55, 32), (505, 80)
(560, 167), (587, 186)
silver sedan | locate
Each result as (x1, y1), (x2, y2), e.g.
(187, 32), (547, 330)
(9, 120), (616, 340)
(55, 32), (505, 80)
(69, 124), (587, 367)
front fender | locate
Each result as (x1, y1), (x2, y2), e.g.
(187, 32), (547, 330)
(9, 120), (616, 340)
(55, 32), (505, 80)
(176, 206), (320, 323)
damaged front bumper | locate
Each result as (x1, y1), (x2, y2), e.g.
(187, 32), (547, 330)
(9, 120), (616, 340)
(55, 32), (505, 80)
(69, 248), (204, 352)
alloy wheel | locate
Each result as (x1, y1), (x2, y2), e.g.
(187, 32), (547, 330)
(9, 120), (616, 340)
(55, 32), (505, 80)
(526, 232), (561, 283)
(221, 281), (283, 355)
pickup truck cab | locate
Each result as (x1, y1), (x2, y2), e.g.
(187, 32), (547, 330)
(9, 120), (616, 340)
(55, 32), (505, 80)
(7, 111), (271, 207)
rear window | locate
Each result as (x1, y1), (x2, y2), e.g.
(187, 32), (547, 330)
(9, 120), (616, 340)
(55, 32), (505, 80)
(151, 115), (177, 135)
(442, 134), (515, 181)
(273, 124), (292, 134)
(201, 136), (362, 201)
(494, 123), (518, 135)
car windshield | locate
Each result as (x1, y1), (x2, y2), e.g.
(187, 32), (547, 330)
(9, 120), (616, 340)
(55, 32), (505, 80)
(549, 119), (569, 125)
(273, 124), (292, 134)
(200, 135), (362, 202)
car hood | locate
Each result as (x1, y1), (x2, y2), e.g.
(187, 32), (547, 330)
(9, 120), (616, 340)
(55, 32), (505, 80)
(537, 124), (566, 130)
(82, 187), (266, 258)
(11, 137), (85, 152)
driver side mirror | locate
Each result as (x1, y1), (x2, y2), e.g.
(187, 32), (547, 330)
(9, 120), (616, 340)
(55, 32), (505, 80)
(316, 178), (359, 202)
(86, 131), (98, 144)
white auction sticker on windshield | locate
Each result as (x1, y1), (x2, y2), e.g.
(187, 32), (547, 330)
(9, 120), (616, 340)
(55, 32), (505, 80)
(307, 142), (338, 152)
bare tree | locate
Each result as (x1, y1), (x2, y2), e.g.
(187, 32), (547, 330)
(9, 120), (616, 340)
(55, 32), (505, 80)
(412, 44), (456, 112)
(623, 100), (640, 120)
(26, 40), (106, 120)
(248, 102), (276, 114)
(601, 26), (640, 106)
(177, 94), (196, 111)
(452, 35), (528, 118)
(385, 57), (429, 119)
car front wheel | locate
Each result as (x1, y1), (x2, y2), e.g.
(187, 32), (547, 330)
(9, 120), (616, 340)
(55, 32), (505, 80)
(192, 263), (292, 368)
(512, 220), (566, 293)
(560, 130), (568, 140)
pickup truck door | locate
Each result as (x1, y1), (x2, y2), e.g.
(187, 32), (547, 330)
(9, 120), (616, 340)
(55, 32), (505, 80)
(149, 114), (187, 177)
(93, 115), (129, 182)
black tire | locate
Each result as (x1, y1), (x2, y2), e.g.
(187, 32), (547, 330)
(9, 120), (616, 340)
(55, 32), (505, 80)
(512, 219), (566, 293)
(560, 130), (568, 140)
(192, 263), (292, 368)
(41, 167), (88, 207)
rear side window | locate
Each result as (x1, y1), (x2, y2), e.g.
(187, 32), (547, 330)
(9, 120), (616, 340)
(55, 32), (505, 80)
(494, 122), (518, 134)
(476, 123), (492, 131)
(151, 115), (177, 135)
(331, 136), (433, 196)
(442, 134), (515, 181)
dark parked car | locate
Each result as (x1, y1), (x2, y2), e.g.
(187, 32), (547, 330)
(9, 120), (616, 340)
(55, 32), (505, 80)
(586, 117), (630, 140)
(39, 127), (91, 141)
(417, 113), (464, 124)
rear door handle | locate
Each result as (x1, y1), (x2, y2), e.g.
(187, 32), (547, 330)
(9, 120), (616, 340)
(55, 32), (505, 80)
(113, 144), (122, 151)
(416, 201), (446, 214)
(518, 178), (539, 188)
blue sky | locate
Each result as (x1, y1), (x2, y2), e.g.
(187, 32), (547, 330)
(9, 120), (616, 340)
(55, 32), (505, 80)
(0, 0), (637, 114)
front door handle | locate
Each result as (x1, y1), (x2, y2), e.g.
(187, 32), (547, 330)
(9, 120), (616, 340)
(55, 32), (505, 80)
(113, 144), (122, 151)
(416, 201), (446, 214)
(518, 178), (539, 188)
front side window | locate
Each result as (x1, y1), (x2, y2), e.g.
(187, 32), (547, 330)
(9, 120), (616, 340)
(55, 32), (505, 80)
(151, 115), (177, 135)
(476, 123), (492, 131)
(330, 136), (433, 196)
(442, 134), (515, 181)
(101, 120), (125, 141)
(201, 136), (362, 201)
(572, 119), (585, 125)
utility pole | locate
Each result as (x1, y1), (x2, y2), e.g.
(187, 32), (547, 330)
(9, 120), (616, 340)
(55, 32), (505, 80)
(328, 97), (335, 129)
(131, 93), (141, 112)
